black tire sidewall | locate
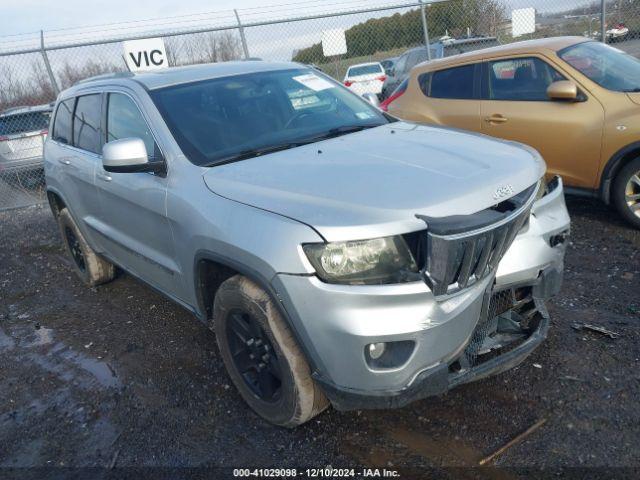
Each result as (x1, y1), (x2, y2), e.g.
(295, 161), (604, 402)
(58, 209), (92, 285)
(212, 279), (301, 426)
(612, 157), (640, 229)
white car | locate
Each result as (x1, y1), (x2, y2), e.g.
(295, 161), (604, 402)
(606, 24), (629, 42)
(343, 62), (386, 97)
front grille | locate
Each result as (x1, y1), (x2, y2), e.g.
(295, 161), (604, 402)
(416, 183), (538, 298)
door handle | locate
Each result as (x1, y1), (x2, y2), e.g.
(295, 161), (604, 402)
(57, 157), (71, 165)
(484, 114), (508, 124)
(97, 172), (112, 182)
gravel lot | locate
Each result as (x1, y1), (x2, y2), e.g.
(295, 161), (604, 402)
(0, 197), (639, 476)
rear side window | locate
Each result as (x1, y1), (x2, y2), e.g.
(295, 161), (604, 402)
(52, 100), (74, 144)
(73, 94), (102, 154)
(0, 111), (50, 136)
(107, 93), (157, 159)
(429, 64), (475, 99)
(486, 57), (566, 101)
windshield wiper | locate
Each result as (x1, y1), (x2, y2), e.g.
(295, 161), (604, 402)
(303, 124), (379, 143)
(204, 142), (305, 167)
(203, 125), (380, 167)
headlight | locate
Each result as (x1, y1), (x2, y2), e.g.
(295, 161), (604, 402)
(303, 236), (419, 285)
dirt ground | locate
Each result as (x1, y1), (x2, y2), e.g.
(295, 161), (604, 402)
(1, 196), (639, 477)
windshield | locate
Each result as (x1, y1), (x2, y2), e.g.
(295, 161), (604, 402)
(150, 68), (389, 166)
(0, 111), (50, 136)
(559, 41), (640, 92)
(348, 64), (383, 77)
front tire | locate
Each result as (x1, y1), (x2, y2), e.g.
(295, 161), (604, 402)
(57, 208), (116, 287)
(612, 157), (640, 229)
(212, 275), (328, 427)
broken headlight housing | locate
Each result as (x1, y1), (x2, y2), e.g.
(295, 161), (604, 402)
(535, 177), (548, 202)
(303, 236), (419, 285)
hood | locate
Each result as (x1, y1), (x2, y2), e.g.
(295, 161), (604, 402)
(203, 122), (545, 241)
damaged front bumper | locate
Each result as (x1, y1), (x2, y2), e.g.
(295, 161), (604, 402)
(272, 177), (569, 411)
(314, 266), (560, 411)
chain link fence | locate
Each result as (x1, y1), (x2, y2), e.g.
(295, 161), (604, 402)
(2, 0), (640, 211)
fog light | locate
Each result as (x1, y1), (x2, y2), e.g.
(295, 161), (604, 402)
(364, 340), (415, 369)
(368, 342), (386, 360)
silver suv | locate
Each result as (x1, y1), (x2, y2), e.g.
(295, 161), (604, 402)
(44, 62), (570, 427)
(0, 104), (52, 186)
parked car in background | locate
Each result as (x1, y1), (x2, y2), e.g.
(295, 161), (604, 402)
(380, 57), (397, 74)
(343, 61), (386, 96)
(0, 103), (52, 186)
(383, 36), (640, 229)
(606, 23), (629, 42)
(381, 36), (500, 99)
(45, 61), (568, 427)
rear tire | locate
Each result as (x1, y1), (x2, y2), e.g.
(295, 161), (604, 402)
(57, 208), (116, 287)
(612, 157), (640, 229)
(212, 275), (328, 427)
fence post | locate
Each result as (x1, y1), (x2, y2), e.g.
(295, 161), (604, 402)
(234, 9), (251, 59)
(40, 30), (60, 96)
(600, 0), (606, 43)
(420, 1), (431, 61)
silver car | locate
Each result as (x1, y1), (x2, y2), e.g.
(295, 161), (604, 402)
(44, 61), (570, 427)
(0, 104), (52, 185)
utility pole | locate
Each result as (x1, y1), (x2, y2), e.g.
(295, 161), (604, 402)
(40, 30), (60, 96)
(234, 9), (250, 59)
(420, 0), (432, 61)
(601, 0), (606, 43)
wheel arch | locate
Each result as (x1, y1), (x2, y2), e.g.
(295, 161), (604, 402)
(600, 141), (640, 204)
(46, 188), (67, 219)
(192, 249), (322, 376)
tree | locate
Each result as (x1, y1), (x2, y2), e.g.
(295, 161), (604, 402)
(58, 60), (119, 90)
(293, 0), (506, 63)
(182, 30), (243, 65)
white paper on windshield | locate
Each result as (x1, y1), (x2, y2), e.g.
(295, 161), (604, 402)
(293, 73), (335, 92)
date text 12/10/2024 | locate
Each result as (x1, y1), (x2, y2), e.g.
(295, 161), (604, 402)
(233, 468), (401, 478)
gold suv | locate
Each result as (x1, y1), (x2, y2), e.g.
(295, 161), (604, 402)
(384, 36), (640, 228)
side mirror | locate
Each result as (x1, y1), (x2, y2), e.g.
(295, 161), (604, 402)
(362, 93), (380, 108)
(102, 138), (164, 174)
(388, 68), (395, 77)
(547, 80), (578, 101)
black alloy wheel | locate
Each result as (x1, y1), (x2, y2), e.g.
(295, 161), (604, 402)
(226, 310), (282, 402)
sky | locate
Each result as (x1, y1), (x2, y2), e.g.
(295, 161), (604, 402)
(1, 0), (418, 53)
(1, 0), (596, 39)
(1, 0), (266, 36)
(0, 0), (601, 87)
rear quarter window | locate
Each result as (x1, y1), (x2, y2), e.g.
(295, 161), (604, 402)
(52, 99), (74, 145)
(426, 64), (476, 99)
